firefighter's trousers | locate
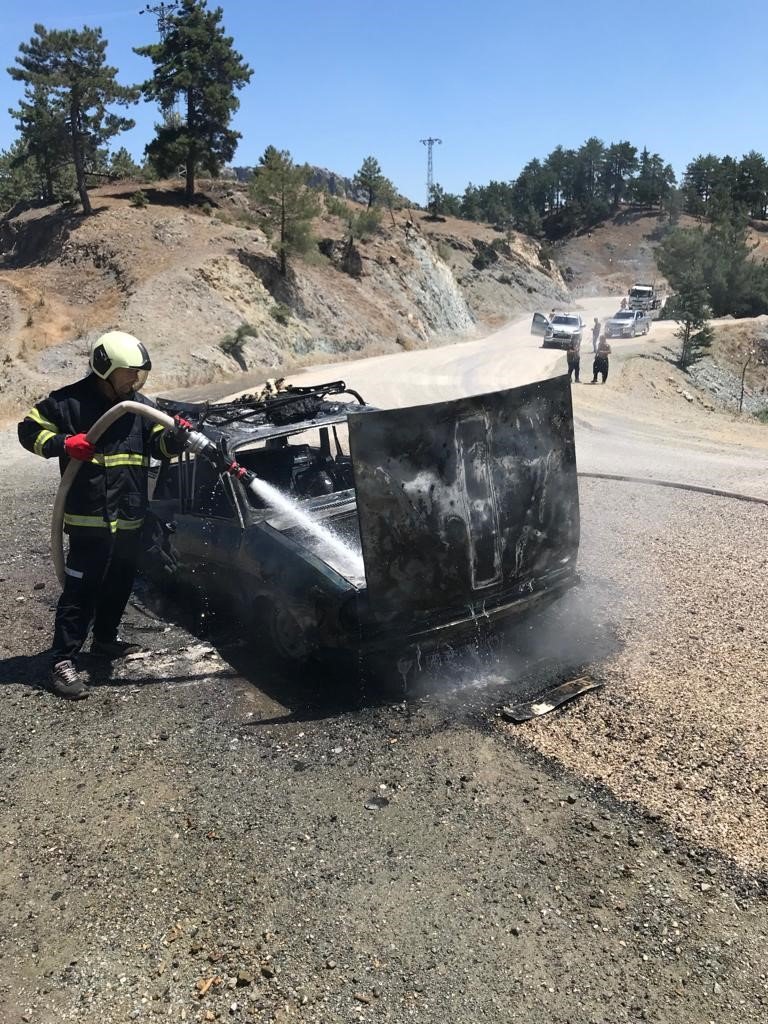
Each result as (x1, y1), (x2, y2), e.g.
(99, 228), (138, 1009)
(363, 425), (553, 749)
(51, 530), (141, 665)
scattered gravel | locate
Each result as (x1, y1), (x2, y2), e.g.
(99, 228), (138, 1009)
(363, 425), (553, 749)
(687, 356), (767, 415)
(515, 478), (768, 876)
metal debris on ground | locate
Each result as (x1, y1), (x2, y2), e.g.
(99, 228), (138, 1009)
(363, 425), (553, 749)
(500, 676), (602, 723)
(364, 795), (390, 811)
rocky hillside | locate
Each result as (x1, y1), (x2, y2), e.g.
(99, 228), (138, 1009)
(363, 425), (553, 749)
(549, 209), (680, 298)
(0, 181), (567, 417)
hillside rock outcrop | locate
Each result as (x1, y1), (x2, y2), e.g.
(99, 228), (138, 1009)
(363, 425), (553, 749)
(0, 183), (569, 414)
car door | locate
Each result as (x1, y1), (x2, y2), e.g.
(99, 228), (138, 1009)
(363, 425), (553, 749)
(174, 454), (247, 602)
(530, 312), (549, 337)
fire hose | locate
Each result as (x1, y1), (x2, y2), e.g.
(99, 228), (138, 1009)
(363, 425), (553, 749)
(51, 400), (256, 587)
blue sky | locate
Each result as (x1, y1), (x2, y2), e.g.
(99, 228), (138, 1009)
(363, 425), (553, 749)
(1, 0), (766, 203)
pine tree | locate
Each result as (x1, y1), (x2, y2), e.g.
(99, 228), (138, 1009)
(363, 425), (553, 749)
(135, 0), (252, 201)
(735, 151), (768, 220)
(0, 141), (39, 211)
(576, 137), (606, 200)
(666, 280), (713, 369)
(600, 142), (638, 209)
(109, 147), (142, 180)
(631, 149), (676, 209)
(352, 156), (394, 209)
(681, 154), (721, 217)
(8, 24), (138, 214)
(250, 148), (322, 276)
(428, 183), (447, 218)
(8, 84), (72, 203)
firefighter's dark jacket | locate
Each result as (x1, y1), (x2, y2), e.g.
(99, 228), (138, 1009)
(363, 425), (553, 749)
(18, 374), (185, 535)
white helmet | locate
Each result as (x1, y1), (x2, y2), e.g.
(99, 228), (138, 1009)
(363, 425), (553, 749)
(89, 331), (151, 386)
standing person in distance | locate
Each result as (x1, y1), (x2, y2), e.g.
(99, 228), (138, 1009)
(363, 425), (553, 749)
(591, 317), (601, 353)
(592, 335), (612, 384)
(17, 331), (190, 700)
(566, 332), (581, 383)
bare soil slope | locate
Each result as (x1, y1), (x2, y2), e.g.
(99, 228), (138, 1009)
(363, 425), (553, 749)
(555, 208), (768, 304)
(552, 209), (695, 297)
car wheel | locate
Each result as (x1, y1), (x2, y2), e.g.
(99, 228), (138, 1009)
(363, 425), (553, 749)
(267, 600), (314, 662)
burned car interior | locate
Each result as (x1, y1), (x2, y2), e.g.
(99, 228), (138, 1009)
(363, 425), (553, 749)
(153, 382), (363, 516)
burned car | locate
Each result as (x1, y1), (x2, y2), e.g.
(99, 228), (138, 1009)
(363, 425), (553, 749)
(148, 377), (580, 669)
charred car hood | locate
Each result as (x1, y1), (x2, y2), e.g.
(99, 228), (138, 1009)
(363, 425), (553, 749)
(347, 375), (579, 621)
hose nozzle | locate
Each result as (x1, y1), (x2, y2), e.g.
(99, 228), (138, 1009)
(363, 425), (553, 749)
(183, 429), (217, 457)
(188, 431), (257, 486)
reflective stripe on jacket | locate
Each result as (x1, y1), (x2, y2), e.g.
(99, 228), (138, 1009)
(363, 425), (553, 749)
(18, 375), (184, 534)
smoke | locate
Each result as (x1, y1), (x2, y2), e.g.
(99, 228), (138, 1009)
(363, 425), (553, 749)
(397, 572), (622, 714)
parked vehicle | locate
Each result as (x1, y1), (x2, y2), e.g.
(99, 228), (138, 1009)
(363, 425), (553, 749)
(628, 283), (663, 312)
(531, 312), (585, 350)
(605, 309), (651, 338)
(147, 379), (580, 671)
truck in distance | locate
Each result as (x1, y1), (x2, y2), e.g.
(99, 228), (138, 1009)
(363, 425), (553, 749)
(628, 283), (663, 312)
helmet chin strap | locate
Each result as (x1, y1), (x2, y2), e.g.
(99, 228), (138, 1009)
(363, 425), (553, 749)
(104, 374), (134, 404)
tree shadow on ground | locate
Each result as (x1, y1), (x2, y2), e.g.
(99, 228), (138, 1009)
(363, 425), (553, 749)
(0, 205), (109, 269)
(109, 187), (221, 209)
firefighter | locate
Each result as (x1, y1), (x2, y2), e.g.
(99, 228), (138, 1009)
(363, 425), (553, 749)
(18, 331), (189, 700)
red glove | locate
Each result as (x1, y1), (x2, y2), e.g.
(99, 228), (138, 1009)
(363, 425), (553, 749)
(170, 414), (194, 448)
(64, 433), (96, 461)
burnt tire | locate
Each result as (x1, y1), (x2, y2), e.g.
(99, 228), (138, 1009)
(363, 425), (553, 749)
(265, 600), (315, 663)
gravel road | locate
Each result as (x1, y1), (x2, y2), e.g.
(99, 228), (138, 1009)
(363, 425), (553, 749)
(2, 438), (768, 1023)
(3, 297), (768, 1022)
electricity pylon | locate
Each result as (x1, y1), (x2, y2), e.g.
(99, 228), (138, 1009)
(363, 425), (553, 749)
(420, 137), (442, 207)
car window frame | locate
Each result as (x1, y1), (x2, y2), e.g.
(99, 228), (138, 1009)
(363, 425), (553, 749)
(180, 452), (246, 528)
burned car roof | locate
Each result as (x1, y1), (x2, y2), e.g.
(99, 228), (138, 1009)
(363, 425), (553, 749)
(156, 380), (371, 448)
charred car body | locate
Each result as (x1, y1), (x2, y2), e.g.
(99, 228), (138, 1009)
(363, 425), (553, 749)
(148, 377), (580, 668)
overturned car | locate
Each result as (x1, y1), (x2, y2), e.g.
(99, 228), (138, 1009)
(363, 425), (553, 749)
(148, 377), (580, 668)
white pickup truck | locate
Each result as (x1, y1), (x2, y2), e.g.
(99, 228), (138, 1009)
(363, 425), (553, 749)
(605, 309), (651, 338)
(530, 311), (585, 350)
